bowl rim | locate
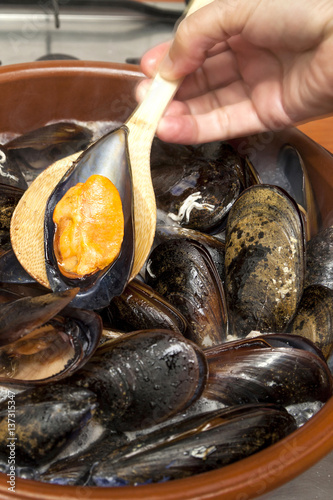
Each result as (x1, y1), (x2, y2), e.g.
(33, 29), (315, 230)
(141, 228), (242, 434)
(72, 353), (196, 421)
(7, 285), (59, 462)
(0, 60), (332, 500)
(4, 396), (333, 500)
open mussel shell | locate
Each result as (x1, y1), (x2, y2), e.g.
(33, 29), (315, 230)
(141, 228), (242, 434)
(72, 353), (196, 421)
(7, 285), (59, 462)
(70, 329), (208, 431)
(91, 403), (296, 486)
(105, 278), (189, 335)
(285, 284), (333, 359)
(204, 339), (333, 407)
(0, 288), (102, 383)
(146, 239), (228, 347)
(150, 138), (244, 234)
(44, 125), (134, 310)
(6, 122), (93, 171)
(225, 184), (305, 337)
(0, 384), (97, 467)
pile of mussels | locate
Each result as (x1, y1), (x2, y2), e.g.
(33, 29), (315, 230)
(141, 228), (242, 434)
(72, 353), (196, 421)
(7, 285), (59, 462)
(0, 122), (332, 487)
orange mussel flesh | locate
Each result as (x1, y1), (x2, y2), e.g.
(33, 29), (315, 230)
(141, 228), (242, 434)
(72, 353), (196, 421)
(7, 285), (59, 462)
(53, 174), (124, 278)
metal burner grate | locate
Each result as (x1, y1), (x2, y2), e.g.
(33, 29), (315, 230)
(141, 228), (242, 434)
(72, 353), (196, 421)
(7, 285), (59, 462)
(0, 1), (184, 65)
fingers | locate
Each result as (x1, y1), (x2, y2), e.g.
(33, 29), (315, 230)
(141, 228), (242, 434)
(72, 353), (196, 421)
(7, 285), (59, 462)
(156, 99), (266, 144)
(138, 48), (241, 103)
(158, 0), (260, 80)
(139, 41), (171, 78)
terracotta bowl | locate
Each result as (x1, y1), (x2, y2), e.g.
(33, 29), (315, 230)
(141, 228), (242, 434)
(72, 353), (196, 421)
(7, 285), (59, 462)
(0, 60), (332, 500)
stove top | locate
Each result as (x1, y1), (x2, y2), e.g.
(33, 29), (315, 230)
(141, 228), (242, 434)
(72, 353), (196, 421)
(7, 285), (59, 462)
(0, 1), (185, 66)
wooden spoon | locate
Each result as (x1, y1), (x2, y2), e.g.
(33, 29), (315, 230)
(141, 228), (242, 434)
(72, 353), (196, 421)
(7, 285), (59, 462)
(10, 0), (213, 289)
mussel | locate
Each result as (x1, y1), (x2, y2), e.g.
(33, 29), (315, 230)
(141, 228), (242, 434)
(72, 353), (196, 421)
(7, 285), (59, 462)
(305, 226), (333, 289)
(285, 284), (333, 359)
(91, 404), (296, 486)
(39, 431), (129, 486)
(68, 329), (208, 431)
(0, 146), (28, 190)
(276, 144), (318, 239)
(6, 122), (93, 174)
(0, 183), (25, 256)
(0, 288), (102, 383)
(203, 335), (333, 407)
(0, 384), (97, 467)
(225, 184), (305, 337)
(105, 278), (189, 335)
(146, 239), (228, 347)
(150, 138), (245, 233)
(154, 224), (226, 283)
(44, 126), (134, 310)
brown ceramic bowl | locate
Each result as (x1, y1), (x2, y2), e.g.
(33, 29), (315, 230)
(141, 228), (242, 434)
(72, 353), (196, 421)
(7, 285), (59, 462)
(0, 60), (332, 500)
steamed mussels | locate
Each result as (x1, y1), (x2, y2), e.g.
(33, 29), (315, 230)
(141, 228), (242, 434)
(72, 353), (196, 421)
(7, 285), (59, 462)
(0, 124), (333, 487)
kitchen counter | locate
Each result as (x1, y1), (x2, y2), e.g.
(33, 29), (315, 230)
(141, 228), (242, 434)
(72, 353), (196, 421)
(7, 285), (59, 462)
(298, 116), (333, 154)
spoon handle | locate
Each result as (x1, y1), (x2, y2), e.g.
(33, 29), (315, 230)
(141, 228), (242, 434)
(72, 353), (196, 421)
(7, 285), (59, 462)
(127, 0), (213, 139)
(126, 0), (213, 278)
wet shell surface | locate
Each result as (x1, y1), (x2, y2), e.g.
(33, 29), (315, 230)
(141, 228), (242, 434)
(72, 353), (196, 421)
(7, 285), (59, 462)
(150, 139), (244, 233)
(70, 329), (208, 431)
(146, 239), (228, 347)
(305, 226), (333, 289)
(285, 284), (333, 359)
(225, 184), (305, 336)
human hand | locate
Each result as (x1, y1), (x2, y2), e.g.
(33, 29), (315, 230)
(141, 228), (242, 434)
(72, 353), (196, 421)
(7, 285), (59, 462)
(137, 0), (333, 144)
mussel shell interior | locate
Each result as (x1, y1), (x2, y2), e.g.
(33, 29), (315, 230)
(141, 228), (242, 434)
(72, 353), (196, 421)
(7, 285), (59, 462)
(0, 291), (102, 383)
(44, 125), (134, 310)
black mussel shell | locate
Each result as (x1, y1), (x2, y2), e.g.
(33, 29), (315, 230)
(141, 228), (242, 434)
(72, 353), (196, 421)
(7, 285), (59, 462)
(277, 144), (318, 239)
(0, 182), (25, 256)
(305, 226), (333, 289)
(6, 122), (93, 171)
(0, 385), (97, 467)
(150, 138), (243, 233)
(0, 288), (102, 383)
(39, 431), (129, 486)
(243, 332), (327, 360)
(154, 225), (226, 283)
(204, 342), (333, 407)
(225, 184), (305, 337)
(0, 249), (37, 284)
(146, 239), (228, 348)
(285, 284), (333, 358)
(44, 125), (134, 310)
(0, 282), (49, 301)
(70, 329), (208, 431)
(106, 278), (189, 335)
(0, 146), (28, 190)
(91, 403), (296, 486)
